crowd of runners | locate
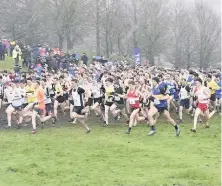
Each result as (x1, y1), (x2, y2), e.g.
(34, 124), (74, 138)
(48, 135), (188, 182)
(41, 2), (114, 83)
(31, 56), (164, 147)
(0, 54), (221, 135)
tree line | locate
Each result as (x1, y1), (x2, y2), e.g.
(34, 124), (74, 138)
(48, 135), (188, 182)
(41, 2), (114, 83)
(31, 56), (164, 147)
(0, 0), (220, 69)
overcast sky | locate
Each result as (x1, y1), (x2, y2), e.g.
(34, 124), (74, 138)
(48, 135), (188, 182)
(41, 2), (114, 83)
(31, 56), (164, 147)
(184, 0), (221, 14)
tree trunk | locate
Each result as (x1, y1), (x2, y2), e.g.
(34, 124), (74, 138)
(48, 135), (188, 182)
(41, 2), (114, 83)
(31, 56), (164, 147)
(117, 35), (121, 56)
(58, 35), (64, 50)
(132, 0), (138, 48)
(187, 53), (191, 69)
(105, 29), (109, 58)
(66, 32), (73, 51)
(186, 37), (191, 69)
(149, 52), (155, 66)
(12, 24), (16, 41)
(109, 35), (113, 55)
(96, 0), (100, 56)
(199, 51), (203, 69)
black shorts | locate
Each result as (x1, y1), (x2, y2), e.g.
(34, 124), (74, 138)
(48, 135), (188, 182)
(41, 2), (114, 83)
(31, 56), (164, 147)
(69, 100), (74, 105)
(22, 103), (28, 108)
(56, 96), (66, 103)
(50, 94), (55, 99)
(155, 106), (168, 113)
(11, 104), (23, 111)
(94, 97), (102, 104)
(63, 93), (69, 100)
(180, 99), (190, 109)
(0, 95), (3, 100)
(105, 101), (114, 107)
(87, 98), (94, 107)
(115, 103), (125, 110)
(73, 106), (84, 115)
(141, 101), (150, 109)
(210, 94), (216, 102)
(33, 107), (45, 116)
(130, 107), (140, 113)
(45, 103), (52, 113)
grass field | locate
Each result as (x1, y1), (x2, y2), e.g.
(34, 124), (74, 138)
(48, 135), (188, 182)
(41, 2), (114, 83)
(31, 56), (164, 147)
(0, 57), (28, 72)
(0, 57), (14, 71)
(0, 114), (220, 186)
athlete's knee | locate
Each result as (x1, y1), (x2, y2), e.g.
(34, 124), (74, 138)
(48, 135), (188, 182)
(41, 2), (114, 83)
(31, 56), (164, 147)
(71, 112), (77, 118)
(147, 112), (153, 119)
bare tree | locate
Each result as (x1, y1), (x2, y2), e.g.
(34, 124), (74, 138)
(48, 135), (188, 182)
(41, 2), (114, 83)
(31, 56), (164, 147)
(0, 0), (219, 67)
(193, 1), (221, 69)
(138, 0), (170, 66)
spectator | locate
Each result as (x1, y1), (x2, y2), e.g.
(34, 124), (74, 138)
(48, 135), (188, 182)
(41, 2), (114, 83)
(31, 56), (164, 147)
(13, 45), (22, 66)
(81, 53), (88, 66)
(0, 41), (5, 61)
(73, 51), (79, 65)
(10, 40), (16, 57)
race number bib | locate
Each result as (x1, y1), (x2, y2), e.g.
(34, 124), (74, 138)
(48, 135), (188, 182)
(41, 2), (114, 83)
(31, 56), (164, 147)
(129, 99), (136, 104)
(115, 96), (120, 101)
(154, 99), (160, 105)
(107, 97), (113, 102)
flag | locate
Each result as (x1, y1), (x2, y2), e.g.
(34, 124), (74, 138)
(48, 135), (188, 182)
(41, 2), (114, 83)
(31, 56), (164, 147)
(134, 48), (141, 65)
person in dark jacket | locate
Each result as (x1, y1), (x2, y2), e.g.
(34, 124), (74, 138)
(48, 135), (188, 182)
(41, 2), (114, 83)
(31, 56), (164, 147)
(0, 41), (5, 61)
(81, 53), (88, 66)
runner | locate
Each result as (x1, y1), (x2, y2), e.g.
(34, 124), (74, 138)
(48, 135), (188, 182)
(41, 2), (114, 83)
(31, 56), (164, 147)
(178, 78), (191, 123)
(31, 81), (46, 134)
(147, 77), (180, 136)
(191, 78), (211, 132)
(70, 79), (91, 133)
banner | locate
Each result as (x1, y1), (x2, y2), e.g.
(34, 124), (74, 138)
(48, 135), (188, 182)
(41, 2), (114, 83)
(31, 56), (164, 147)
(134, 48), (141, 65)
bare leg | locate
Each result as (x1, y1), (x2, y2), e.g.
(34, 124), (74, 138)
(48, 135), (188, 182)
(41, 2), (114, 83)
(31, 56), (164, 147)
(193, 108), (201, 131)
(104, 105), (110, 125)
(31, 110), (38, 132)
(6, 105), (14, 127)
(54, 100), (59, 118)
(147, 106), (158, 135)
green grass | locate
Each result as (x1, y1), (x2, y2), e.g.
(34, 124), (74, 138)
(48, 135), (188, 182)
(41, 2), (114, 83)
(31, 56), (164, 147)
(0, 57), (28, 72)
(0, 57), (15, 71)
(0, 115), (220, 186)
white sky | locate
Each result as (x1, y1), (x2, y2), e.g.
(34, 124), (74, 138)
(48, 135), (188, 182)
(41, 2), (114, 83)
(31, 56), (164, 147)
(184, 0), (221, 14)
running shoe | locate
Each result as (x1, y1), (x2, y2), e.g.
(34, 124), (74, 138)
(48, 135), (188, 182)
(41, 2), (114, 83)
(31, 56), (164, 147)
(4, 125), (11, 129)
(177, 119), (183, 124)
(175, 128), (180, 137)
(68, 118), (74, 123)
(148, 130), (156, 136)
(14, 124), (21, 129)
(31, 130), (36, 134)
(190, 128), (196, 133)
(41, 122), (45, 129)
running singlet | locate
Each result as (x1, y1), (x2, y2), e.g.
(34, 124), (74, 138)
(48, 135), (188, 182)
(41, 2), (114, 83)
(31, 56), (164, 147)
(55, 84), (63, 95)
(152, 86), (167, 107)
(105, 86), (115, 102)
(166, 82), (175, 95)
(11, 88), (23, 107)
(127, 91), (140, 108)
(216, 81), (222, 99)
(25, 85), (35, 103)
(36, 88), (46, 109)
(194, 87), (209, 104)
(180, 85), (190, 100)
(114, 86), (124, 104)
(208, 80), (218, 95)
